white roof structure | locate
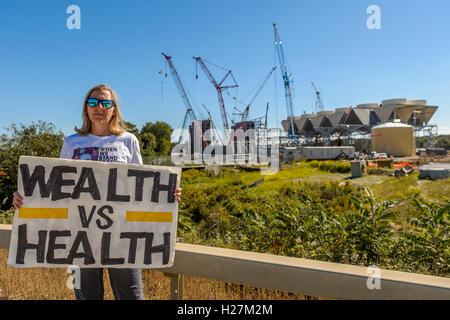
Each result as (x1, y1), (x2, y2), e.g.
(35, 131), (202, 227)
(280, 98), (438, 137)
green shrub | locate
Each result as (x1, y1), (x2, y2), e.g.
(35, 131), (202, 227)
(0, 208), (14, 224)
(398, 197), (449, 275)
(307, 160), (351, 173)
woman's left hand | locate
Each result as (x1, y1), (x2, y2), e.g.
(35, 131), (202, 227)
(173, 187), (182, 203)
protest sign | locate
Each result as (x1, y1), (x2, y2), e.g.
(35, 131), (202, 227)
(8, 156), (181, 268)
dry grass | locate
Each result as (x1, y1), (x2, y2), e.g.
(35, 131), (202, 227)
(0, 250), (317, 300)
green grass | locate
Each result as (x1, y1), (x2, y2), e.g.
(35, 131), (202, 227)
(179, 160), (448, 235)
(180, 163), (351, 198)
(417, 177), (450, 201)
(182, 161), (447, 206)
(371, 172), (422, 201)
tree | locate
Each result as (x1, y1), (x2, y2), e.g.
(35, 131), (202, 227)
(435, 135), (450, 150)
(0, 121), (64, 210)
(140, 132), (157, 156)
(416, 135), (450, 150)
(141, 121), (173, 155)
(124, 121), (140, 137)
(124, 121), (144, 151)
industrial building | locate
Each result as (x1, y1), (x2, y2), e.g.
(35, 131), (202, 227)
(281, 98), (438, 145)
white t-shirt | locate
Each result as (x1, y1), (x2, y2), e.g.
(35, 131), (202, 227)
(59, 132), (143, 165)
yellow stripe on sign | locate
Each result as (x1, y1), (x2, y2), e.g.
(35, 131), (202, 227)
(126, 211), (173, 222)
(18, 208), (69, 219)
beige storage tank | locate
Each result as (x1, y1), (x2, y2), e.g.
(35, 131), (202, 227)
(317, 111), (335, 116)
(381, 98), (407, 106)
(357, 103), (379, 109)
(406, 100), (427, 106)
(371, 122), (416, 157)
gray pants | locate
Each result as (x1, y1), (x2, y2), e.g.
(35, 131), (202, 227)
(74, 268), (143, 300)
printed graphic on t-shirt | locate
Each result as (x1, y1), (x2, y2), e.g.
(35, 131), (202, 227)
(72, 147), (99, 161)
(72, 146), (122, 162)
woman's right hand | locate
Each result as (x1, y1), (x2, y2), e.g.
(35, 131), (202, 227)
(13, 191), (23, 211)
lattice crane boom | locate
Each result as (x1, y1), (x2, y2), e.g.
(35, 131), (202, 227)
(193, 56), (238, 133)
(162, 53), (197, 121)
(240, 66), (277, 122)
(311, 80), (325, 113)
(273, 23), (297, 140)
(162, 52), (198, 144)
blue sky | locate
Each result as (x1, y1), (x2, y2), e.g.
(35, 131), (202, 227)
(0, 0), (449, 139)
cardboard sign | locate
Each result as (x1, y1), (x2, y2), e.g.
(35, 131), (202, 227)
(7, 156), (181, 268)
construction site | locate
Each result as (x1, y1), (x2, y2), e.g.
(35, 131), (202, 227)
(163, 23), (447, 177)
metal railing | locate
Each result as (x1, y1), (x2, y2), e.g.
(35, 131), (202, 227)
(1, 224), (449, 300)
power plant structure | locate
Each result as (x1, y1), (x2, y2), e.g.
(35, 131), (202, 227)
(163, 23), (441, 164)
(281, 98), (439, 148)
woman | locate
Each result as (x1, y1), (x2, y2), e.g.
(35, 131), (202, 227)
(13, 84), (182, 300)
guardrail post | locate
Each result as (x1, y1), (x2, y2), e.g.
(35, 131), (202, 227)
(164, 272), (184, 300)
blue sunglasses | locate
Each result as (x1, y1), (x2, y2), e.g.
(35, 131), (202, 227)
(87, 98), (115, 109)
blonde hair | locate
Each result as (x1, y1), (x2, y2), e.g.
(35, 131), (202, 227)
(75, 84), (127, 136)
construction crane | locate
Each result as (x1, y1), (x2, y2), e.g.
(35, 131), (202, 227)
(201, 103), (222, 145)
(265, 102), (269, 128)
(335, 106), (353, 146)
(273, 23), (297, 141)
(201, 103), (212, 121)
(311, 80), (325, 113)
(231, 66), (277, 122)
(161, 52), (198, 144)
(193, 56), (238, 134)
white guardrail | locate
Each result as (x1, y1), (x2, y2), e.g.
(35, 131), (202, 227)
(1, 224), (449, 300)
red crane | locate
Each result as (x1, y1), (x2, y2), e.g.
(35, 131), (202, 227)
(193, 57), (238, 133)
